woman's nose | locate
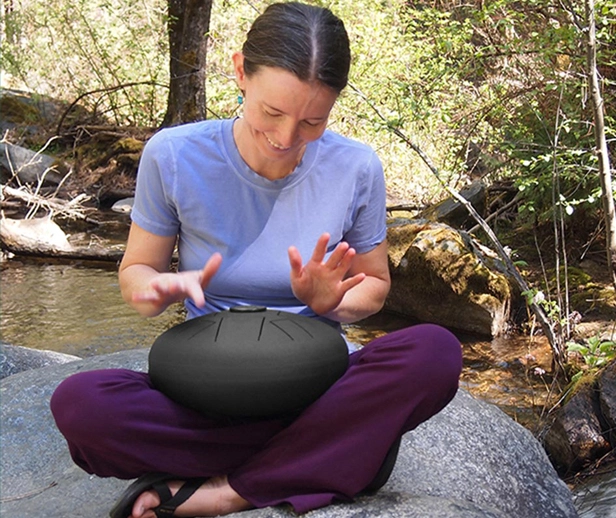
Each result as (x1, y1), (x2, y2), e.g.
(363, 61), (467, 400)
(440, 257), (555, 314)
(276, 121), (299, 148)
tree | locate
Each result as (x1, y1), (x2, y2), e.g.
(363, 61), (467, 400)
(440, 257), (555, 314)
(584, 0), (616, 289)
(162, 0), (213, 127)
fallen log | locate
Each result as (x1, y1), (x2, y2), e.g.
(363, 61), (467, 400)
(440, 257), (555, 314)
(0, 217), (124, 262)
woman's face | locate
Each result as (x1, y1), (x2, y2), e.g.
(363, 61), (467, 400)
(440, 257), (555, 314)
(233, 53), (339, 172)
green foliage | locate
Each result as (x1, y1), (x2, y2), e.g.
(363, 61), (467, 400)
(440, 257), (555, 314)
(1, 0), (170, 125)
(1, 0), (614, 211)
(521, 287), (564, 325)
(567, 336), (616, 382)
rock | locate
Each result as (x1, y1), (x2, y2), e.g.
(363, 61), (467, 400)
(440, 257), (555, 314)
(0, 349), (577, 518)
(543, 378), (612, 475)
(598, 361), (616, 445)
(0, 141), (66, 186)
(0, 88), (64, 127)
(111, 197), (134, 214)
(419, 180), (487, 229)
(0, 342), (80, 380)
(386, 219), (514, 336)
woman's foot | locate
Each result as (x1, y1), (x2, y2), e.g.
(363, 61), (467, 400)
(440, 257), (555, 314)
(129, 475), (252, 518)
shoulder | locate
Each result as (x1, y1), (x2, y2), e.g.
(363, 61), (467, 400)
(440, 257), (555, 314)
(145, 119), (228, 152)
(319, 130), (381, 166)
(316, 130), (383, 179)
(320, 130), (375, 153)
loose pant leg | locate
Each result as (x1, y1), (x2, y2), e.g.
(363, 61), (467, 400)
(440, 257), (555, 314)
(50, 369), (289, 479)
(228, 323), (462, 513)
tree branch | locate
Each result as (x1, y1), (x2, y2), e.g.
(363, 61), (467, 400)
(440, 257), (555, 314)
(349, 83), (565, 372)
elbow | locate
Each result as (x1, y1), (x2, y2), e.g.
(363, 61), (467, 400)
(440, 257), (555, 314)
(373, 277), (391, 313)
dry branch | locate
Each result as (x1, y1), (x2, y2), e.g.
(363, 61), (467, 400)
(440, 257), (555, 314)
(1, 184), (98, 223)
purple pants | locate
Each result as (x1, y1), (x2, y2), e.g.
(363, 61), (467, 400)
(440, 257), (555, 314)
(50, 323), (462, 514)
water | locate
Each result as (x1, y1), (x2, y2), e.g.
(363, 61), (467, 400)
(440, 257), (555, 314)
(1, 260), (184, 357)
(1, 257), (613, 515)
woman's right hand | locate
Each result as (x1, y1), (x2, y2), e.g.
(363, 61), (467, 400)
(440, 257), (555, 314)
(131, 253), (223, 310)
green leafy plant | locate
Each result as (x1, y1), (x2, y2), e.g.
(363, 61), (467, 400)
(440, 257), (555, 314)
(567, 336), (616, 382)
(521, 287), (564, 324)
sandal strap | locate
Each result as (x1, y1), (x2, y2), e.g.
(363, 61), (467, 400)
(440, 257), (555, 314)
(151, 480), (173, 503)
(154, 478), (206, 517)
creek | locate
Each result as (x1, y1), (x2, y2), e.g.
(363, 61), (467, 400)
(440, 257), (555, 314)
(1, 251), (614, 516)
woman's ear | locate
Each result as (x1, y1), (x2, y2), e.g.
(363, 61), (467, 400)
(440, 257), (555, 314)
(232, 52), (246, 90)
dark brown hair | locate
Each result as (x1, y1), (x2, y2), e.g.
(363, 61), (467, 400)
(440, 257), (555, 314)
(242, 2), (351, 93)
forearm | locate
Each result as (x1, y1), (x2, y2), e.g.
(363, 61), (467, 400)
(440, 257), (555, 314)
(119, 263), (170, 318)
(321, 275), (390, 323)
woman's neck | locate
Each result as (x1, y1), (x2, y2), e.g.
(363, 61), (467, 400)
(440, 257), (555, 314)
(233, 118), (305, 181)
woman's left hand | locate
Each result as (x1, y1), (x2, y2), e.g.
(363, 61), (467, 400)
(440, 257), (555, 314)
(288, 233), (366, 316)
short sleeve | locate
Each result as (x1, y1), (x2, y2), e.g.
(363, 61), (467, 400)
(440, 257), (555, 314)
(130, 130), (180, 237)
(342, 151), (387, 254)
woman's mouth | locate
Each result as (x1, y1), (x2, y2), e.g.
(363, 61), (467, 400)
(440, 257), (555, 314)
(265, 134), (291, 151)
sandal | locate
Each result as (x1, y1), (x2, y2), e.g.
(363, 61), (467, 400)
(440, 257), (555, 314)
(361, 436), (402, 494)
(109, 472), (207, 518)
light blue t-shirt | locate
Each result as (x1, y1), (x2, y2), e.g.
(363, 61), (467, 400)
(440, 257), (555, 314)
(132, 118), (387, 325)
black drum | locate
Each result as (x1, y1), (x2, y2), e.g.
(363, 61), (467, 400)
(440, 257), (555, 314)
(148, 306), (349, 418)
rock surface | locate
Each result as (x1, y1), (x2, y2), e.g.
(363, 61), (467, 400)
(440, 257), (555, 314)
(0, 141), (65, 186)
(0, 342), (80, 380)
(386, 219), (515, 337)
(544, 360), (616, 475)
(1, 349), (577, 518)
(419, 180), (487, 229)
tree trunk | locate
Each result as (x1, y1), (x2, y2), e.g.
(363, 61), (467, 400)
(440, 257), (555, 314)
(585, 0), (616, 289)
(162, 0), (213, 127)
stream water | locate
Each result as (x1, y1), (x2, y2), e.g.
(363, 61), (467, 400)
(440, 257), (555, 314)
(1, 256), (614, 516)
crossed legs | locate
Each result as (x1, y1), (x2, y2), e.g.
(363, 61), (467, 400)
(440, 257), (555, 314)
(51, 323), (462, 515)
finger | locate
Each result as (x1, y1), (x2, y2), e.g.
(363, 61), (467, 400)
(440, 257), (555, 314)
(309, 233), (330, 264)
(326, 242), (352, 268)
(287, 246), (303, 277)
(199, 253), (223, 288)
(153, 277), (188, 299)
(340, 272), (366, 292)
(186, 283), (206, 307)
(131, 289), (162, 303)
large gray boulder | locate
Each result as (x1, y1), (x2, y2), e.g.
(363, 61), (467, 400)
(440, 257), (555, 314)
(1, 349), (577, 518)
(0, 342), (80, 380)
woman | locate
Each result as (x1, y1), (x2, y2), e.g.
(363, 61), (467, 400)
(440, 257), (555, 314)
(51, 3), (463, 517)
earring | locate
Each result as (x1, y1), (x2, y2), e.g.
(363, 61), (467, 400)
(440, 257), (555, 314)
(237, 95), (243, 105)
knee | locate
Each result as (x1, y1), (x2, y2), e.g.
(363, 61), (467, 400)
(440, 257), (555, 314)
(51, 371), (101, 440)
(50, 369), (144, 441)
(371, 323), (463, 392)
(409, 323), (462, 378)
(409, 323), (462, 384)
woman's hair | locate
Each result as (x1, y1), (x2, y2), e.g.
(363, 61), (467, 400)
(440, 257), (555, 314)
(242, 2), (351, 93)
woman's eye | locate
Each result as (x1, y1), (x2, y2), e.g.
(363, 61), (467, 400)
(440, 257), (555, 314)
(264, 111), (281, 118)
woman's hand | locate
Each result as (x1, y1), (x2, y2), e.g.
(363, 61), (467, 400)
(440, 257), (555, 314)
(131, 253), (223, 310)
(288, 233), (366, 316)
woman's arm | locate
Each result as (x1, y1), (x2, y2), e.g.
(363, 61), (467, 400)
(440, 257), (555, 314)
(118, 222), (221, 317)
